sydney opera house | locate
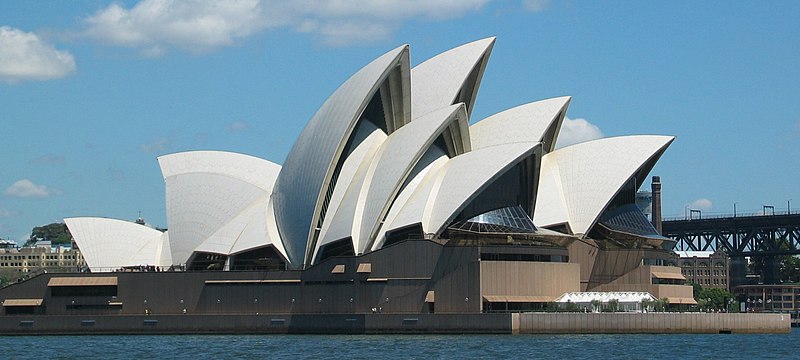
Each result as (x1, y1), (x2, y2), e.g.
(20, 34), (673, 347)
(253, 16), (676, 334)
(1, 38), (694, 324)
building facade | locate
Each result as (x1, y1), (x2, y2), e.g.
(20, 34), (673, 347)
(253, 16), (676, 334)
(734, 284), (800, 314)
(0, 245), (84, 273)
(677, 250), (730, 290)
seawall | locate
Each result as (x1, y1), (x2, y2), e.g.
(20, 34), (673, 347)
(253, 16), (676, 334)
(0, 312), (790, 335)
(514, 312), (790, 334)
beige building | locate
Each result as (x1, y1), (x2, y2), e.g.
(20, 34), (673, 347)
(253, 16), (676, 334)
(0, 243), (84, 273)
(677, 250), (729, 290)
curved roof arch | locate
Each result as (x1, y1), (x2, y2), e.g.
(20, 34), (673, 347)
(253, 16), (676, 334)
(470, 96), (571, 152)
(65, 217), (171, 272)
(314, 104), (470, 260)
(411, 37), (495, 120)
(311, 122), (387, 259)
(383, 141), (542, 239)
(371, 144), (450, 251)
(272, 44), (411, 267)
(192, 194), (288, 260)
(533, 135), (675, 236)
(158, 150), (281, 192)
(158, 151), (282, 265)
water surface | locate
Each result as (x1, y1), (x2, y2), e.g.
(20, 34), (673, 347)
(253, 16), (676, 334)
(8, 329), (798, 359)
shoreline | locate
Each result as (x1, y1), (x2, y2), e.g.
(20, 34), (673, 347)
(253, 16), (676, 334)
(0, 312), (790, 335)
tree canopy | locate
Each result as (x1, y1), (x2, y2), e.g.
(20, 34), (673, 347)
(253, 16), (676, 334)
(698, 287), (735, 311)
(27, 223), (71, 246)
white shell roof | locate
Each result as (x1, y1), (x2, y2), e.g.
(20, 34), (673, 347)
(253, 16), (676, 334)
(315, 104), (470, 259)
(193, 194), (288, 259)
(158, 151), (282, 265)
(65, 217), (171, 271)
(372, 145), (450, 251)
(158, 150), (280, 192)
(64, 38), (680, 271)
(313, 122), (386, 259)
(470, 96), (571, 152)
(411, 37), (494, 119)
(533, 135), (675, 235)
(272, 44), (410, 267)
(385, 141), (541, 238)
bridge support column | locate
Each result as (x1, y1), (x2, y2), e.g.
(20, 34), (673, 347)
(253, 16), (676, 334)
(763, 256), (782, 284)
(729, 256), (748, 289)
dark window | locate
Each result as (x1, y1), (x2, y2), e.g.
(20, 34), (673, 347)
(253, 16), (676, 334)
(315, 238), (355, 263)
(51, 285), (117, 297)
(480, 253), (567, 262)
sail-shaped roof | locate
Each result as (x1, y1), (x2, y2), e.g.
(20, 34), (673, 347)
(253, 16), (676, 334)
(158, 151), (282, 265)
(534, 135), (675, 235)
(315, 104), (470, 260)
(411, 37), (495, 120)
(384, 141), (541, 239)
(65, 217), (171, 271)
(272, 44), (411, 267)
(471, 96), (570, 152)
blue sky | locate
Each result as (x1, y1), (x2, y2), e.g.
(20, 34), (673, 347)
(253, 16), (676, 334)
(1, 0), (799, 244)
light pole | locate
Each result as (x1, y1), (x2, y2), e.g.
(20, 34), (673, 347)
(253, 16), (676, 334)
(788, 199), (792, 214)
(734, 202), (737, 218)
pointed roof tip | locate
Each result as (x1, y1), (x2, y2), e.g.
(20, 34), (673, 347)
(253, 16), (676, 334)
(550, 134), (676, 152)
(427, 37), (496, 58)
(470, 36), (496, 49)
(394, 43), (410, 54)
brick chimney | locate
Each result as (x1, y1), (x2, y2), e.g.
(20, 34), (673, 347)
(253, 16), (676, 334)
(651, 176), (662, 234)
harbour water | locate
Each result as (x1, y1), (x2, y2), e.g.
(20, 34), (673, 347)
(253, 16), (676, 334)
(7, 329), (798, 359)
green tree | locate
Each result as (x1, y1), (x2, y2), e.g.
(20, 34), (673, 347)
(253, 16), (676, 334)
(545, 301), (559, 312)
(565, 300), (578, 312)
(747, 239), (800, 283)
(607, 298), (619, 312)
(698, 287), (734, 311)
(653, 298), (668, 312)
(781, 256), (800, 283)
(691, 282), (703, 300)
(0, 269), (23, 288)
(640, 299), (652, 312)
(590, 299), (602, 312)
(27, 223), (72, 246)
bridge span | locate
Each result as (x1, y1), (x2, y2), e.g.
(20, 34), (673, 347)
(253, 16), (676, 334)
(662, 212), (800, 287)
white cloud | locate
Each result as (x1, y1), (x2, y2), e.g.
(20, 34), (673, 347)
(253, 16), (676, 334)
(0, 207), (20, 218)
(522, 0), (550, 12)
(0, 26), (76, 83)
(140, 137), (171, 153)
(3, 179), (63, 198)
(689, 198), (713, 212)
(226, 120), (249, 132)
(81, 0), (489, 53)
(555, 117), (604, 148)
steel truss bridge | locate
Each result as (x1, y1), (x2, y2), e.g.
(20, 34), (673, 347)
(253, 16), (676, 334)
(662, 212), (800, 286)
